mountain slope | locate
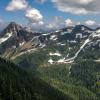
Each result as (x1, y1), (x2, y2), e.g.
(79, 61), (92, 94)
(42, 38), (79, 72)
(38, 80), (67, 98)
(14, 52), (100, 100)
(0, 57), (74, 100)
(0, 22), (41, 58)
(0, 22), (96, 59)
(0, 58), (99, 100)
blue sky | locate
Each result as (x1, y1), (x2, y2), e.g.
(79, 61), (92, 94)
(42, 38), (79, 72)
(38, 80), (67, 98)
(0, 0), (100, 31)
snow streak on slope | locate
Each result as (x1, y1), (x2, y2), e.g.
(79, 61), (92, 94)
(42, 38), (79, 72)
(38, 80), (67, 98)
(65, 29), (100, 62)
(11, 48), (37, 60)
(0, 32), (12, 44)
(65, 39), (90, 62)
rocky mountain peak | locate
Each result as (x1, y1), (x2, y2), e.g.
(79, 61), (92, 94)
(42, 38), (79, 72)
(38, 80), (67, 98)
(0, 22), (22, 37)
(6, 22), (22, 32)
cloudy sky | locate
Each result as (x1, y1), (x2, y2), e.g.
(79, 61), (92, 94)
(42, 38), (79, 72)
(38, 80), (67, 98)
(0, 0), (100, 31)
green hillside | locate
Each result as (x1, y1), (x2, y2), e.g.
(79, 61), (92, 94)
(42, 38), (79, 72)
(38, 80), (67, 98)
(0, 58), (74, 100)
(14, 51), (100, 100)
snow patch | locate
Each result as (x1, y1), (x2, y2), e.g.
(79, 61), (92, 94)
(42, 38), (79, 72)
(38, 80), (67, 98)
(68, 40), (77, 43)
(39, 43), (46, 48)
(50, 35), (56, 40)
(53, 38), (57, 41)
(19, 42), (24, 46)
(81, 27), (85, 31)
(57, 43), (66, 46)
(96, 29), (100, 33)
(49, 52), (62, 57)
(67, 29), (72, 33)
(61, 32), (68, 35)
(57, 58), (65, 63)
(0, 32), (12, 44)
(55, 30), (60, 33)
(48, 58), (54, 64)
(66, 53), (69, 57)
(60, 43), (66, 46)
(40, 44), (46, 48)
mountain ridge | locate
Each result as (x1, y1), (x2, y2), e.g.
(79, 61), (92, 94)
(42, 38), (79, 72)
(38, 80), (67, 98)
(0, 22), (100, 61)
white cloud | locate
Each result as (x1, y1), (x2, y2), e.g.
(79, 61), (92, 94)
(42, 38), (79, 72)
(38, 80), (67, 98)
(46, 16), (63, 30)
(79, 0), (94, 4)
(36, 0), (46, 3)
(6, 0), (28, 11)
(25, 8), (43, 25)
(52, 0), (100, 14)
(38, 21), (44, 25)
(6, 0), (44, 25)
(6, 0), (45, 31)
(85, 20), (96, 26)
(28, 16), (63, 32)
(76, 22), (81, 25)
(65, 19), (74, 26)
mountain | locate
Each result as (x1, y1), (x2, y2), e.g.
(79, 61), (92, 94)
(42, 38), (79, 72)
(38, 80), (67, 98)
(0, 22), (37, 45)
(0, 22), (100, 100)
(0, 22), (100, 65)
(0, 22), (97, 59)
(0, 22), (42, 58)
